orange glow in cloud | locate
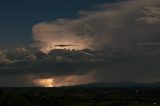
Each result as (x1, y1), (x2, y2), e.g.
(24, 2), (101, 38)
(34, 78), (55, 87)
(40, 41), (87, 54)
(33, 73), (95, 87)
(32, 22), (93, 54)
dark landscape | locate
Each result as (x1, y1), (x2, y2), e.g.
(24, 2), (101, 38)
(0, 84), (160, 106)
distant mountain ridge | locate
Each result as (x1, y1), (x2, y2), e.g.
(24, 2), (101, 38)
(73, 82), (160, 88)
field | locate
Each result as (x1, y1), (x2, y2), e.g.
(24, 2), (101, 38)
(0, 87), (159, 106)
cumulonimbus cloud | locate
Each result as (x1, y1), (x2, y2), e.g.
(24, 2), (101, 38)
(32, 0), (160, 53)
(1, 0), (160, 86)
(30, 0), (160, 85)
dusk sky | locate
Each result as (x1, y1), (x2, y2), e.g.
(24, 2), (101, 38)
(0, 0), (160, 87)
(0, 0), (118, 46)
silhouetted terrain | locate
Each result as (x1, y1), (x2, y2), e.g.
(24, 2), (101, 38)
(0, 85), (160, 106)
(75, 82), (160, 88)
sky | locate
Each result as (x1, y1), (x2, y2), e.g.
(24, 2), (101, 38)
(0, 0), (119, 46)
(0, 0), (160, 87)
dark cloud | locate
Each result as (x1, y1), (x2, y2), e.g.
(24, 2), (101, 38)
(1, 0), (160, 86)
(0, 48), (102, 86)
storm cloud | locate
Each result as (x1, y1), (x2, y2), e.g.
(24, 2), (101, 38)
(32, 0), (160, 83)
(1, 0), (160, 86)
(32, 0), (160, 53)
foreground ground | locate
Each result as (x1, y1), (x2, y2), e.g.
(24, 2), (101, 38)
(0, 87), (159, 106)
